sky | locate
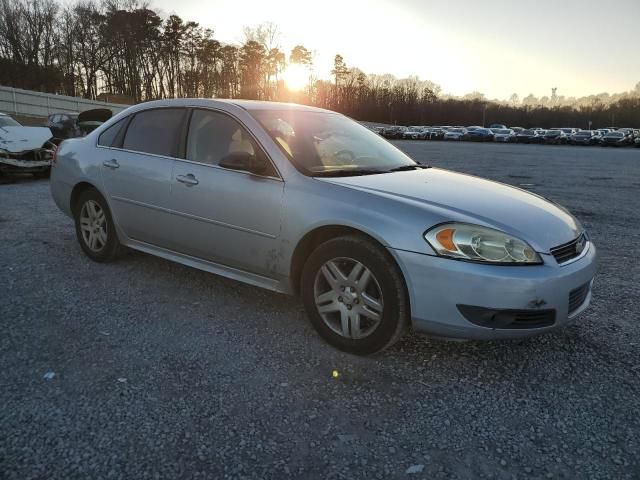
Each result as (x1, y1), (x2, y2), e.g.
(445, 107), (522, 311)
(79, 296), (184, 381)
(151, 0), (640, 100)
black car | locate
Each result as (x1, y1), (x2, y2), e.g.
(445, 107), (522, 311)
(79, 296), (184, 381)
(600, 131), (631, 147)
(516, 129), (543, 144)
(44, 112), (79, 139)
(542, 130), (568, 145)
(382, 126), (406, 139)
(569, 130), (601, 146)
(464, 128), (494, 142)
(44, 109), (113, 141)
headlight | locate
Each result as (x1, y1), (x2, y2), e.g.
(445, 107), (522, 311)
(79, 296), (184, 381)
(424, 223), (542, 264)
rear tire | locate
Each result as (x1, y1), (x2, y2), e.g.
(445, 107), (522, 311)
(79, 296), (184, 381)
(301, 235), (409, 355)
(74, 189), (122, 262)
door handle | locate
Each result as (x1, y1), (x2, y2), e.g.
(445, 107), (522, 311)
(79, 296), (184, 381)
(103, 159), (119, 169)
(176, 174), (199, 186)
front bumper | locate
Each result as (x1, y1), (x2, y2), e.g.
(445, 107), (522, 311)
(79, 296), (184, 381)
(0, 158), (51, 172)
(390, 242), (597, 340)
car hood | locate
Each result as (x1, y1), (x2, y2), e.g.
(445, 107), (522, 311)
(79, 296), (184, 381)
(321, 168), (582, 252)
(0, 126), (53, 153)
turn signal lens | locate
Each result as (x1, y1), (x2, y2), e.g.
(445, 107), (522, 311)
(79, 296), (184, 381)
(435, 228), (457, 252)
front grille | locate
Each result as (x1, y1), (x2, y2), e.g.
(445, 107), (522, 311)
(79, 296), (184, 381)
(569, 282), (590, 315)
(550, 233), (586, 264)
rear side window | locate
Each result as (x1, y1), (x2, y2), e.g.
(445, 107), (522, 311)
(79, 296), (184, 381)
(98, 118), (127, 147)
(123, 108), (186, 157)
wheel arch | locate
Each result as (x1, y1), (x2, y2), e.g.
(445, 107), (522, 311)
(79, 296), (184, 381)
(70, 181), (100, 215)
(289, 224), (408, 300)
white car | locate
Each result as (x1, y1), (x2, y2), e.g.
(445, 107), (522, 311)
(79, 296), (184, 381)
(443, 128), (466, 141)
(402, 127), (424, 140)
(493, 129), (516, 143)
(0, 113), (56, 177)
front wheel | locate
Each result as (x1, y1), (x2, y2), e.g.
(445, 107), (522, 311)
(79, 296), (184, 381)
(301, 235), (409, 355)
(74, 189), (122, 262)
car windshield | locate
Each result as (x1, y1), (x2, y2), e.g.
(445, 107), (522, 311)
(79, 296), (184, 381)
(607, 132), (623, 137)
(250, 110), (418, 176)
(497, 129), (512, 134)
(0, 116), (21, 127)
(546, 130), (561, 135)
(521, 130), (535, 135)
(576, 131), (591, 136)
(449, 128), (464, 133)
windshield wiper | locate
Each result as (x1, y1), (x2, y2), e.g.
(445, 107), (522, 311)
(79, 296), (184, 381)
(387, 164), (431, 172)
(313, 168), (387, 177)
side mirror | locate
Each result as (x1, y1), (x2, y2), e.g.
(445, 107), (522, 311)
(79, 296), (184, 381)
(219, 151), (266, 175)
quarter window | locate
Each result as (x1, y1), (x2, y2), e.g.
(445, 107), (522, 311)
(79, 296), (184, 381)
(98, 118), (127, 147)
(123, 108), (186, 157)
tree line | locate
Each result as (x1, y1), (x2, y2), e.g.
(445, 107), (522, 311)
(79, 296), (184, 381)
(1, 0), (639, 128)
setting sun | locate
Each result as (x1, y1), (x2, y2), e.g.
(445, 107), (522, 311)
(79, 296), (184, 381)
(283, 63), (308, 91)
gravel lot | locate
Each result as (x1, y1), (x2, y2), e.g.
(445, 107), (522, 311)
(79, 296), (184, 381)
(1, 142), (639, 479)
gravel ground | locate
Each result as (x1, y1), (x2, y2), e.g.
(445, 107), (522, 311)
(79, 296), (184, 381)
(1, 142), (639, 479)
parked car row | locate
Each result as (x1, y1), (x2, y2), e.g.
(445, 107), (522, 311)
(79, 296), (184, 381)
(369, 124), (640, 147)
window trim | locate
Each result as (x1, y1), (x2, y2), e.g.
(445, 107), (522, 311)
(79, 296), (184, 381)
(177, 106), (283, 181)
(95, 105), (283, 181)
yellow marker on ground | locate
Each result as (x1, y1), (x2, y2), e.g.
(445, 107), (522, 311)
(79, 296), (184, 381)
(332, 370), (340, 378)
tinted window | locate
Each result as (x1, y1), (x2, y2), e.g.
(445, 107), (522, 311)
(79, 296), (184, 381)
(186, 109), (277, 176)
(98, 118), (127, 147)
(123, 108), (186, 157)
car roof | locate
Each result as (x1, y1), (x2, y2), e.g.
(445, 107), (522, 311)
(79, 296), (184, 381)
(129, 98), (333, 114)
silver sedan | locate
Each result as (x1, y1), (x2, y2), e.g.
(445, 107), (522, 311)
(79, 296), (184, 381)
(50, 99), (597, 355)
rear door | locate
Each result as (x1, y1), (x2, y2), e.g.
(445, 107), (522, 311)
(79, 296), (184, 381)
(98, 107), (187, 248)
(168, 108), (284, 277)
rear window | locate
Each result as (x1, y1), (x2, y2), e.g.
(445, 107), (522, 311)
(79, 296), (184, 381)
(122, 108), (186, 157)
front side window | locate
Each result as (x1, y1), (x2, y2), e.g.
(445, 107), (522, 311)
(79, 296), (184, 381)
(250, 109), (416, 176)
(186, 109), (277, 176)
(123, 108), (186, 157)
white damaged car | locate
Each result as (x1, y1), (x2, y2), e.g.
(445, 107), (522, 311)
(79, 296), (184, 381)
(0, 113), (56, 177)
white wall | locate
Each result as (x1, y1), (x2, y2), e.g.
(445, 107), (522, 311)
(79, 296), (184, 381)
(0, 86), (129, 118)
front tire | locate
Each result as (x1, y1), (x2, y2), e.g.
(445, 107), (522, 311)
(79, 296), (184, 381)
(301, 235), (409, 355)
(74, 189), (122, 262)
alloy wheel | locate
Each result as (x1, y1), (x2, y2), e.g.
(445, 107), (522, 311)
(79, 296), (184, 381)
(313, 257), (384, 339)
(79, 200), (108, 252)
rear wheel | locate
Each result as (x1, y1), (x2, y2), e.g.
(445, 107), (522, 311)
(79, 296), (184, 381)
(74, 189), (122, 262)
(301, 235), (409, 355)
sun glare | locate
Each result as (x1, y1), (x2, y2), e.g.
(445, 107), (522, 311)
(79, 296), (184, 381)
(283, 64), (308, 91)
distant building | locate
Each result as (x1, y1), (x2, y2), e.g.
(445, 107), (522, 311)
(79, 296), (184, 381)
(96, 93), (135, 105)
